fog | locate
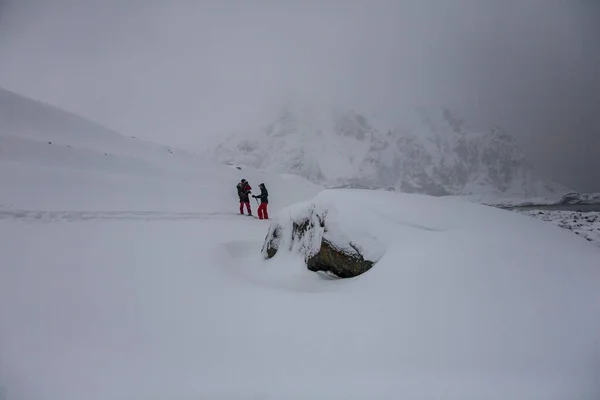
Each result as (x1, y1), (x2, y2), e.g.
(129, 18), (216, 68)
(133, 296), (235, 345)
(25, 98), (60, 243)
(0, 0), (598, 191)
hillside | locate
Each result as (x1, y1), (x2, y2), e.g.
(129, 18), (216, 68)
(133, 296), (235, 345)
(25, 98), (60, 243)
(213, 105), (567, 200)
(0, 87), (322, 212)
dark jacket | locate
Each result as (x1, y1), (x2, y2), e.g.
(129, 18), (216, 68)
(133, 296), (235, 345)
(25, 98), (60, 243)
(237, 182), (252, 202)
(253, 185), (268, 204)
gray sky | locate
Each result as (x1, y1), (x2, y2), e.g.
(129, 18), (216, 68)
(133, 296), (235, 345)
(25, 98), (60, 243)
(1, 0), (598, 191)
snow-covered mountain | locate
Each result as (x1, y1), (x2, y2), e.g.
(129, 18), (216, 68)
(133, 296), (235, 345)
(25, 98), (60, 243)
(213, 105), (567, 199)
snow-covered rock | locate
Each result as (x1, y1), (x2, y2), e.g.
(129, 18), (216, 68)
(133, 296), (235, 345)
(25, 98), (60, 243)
(213, 106), (566, 199)
(262, 191), (396, 277)
(558, 191), (600, 205)
(517, 209), (600, 247)
(464, 191), (600, 208)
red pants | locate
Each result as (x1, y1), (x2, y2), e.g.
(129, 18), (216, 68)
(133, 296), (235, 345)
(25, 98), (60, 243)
(240, 201), (251, 215)
(257, 203), (269, 219)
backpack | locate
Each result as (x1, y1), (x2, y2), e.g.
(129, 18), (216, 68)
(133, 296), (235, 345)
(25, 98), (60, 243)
(236, 183), (244, 196)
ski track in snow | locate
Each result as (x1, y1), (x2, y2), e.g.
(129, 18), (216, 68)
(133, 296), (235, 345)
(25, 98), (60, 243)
(0, 210), (268, 223)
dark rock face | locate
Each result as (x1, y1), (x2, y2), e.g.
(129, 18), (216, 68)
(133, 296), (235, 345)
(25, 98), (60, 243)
(559, 192), (583, 205)
(305, 239), (374, 278)
(261, 208), (375, 278)
(557, 191), (600, 205)
(261, 224), (281, 259)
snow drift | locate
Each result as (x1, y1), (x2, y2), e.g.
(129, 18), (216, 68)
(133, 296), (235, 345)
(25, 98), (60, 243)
(261, 189), (600, 395)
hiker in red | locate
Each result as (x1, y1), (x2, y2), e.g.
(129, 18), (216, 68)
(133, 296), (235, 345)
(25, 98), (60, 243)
(236, 179), (252, 215)
(252, 183), (269, 219)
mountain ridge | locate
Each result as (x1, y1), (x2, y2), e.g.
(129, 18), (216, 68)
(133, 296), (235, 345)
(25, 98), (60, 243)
(213, 105), (568, 200)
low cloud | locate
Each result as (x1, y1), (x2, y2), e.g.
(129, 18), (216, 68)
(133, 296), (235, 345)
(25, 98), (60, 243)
(0, 0), (598, 190)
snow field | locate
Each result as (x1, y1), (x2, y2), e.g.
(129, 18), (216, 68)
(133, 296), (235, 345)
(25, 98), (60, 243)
(2, 87), (600, 399)
(4, 210), (600, 400)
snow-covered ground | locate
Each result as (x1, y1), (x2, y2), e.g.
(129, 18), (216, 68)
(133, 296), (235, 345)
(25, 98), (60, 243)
(516, 209), (600, 248)
(2, 89), (600, 399)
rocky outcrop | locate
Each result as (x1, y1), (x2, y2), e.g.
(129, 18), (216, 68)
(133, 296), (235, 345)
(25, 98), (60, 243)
(261, 204), (376, 278)
(516, 209), (600, 248)
(262, 223), (282, 259)
(558, 192), (600, 205)
(305, 238), (374, 278)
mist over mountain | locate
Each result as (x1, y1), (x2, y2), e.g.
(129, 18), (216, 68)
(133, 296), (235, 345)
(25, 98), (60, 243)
(0, 84), (571, 202)
(213, 104), (567, 200)
(1, 1), (598, 192)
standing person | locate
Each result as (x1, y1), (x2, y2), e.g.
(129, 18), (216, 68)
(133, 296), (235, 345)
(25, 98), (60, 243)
(252, 183), (269, 220)
(236, 179), (252, 215)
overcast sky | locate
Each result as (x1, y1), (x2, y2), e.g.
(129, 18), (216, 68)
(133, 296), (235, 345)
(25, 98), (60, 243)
(0, 0), (598, 190)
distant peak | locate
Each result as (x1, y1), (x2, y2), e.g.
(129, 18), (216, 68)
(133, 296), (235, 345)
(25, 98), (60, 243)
(213, 103), (565, 198)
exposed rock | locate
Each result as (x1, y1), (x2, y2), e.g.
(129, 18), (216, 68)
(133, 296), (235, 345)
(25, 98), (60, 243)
(305, 238), (374, 278)
(559, 192), (584, 205)
(261, 223), (281, 259)
(558, 191), (600, 205)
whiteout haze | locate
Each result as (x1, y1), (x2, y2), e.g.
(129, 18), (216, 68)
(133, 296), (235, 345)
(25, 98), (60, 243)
(1, 87), (600, 399)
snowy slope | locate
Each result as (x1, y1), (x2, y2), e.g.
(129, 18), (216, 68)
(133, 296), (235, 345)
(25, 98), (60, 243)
(1, 89), (600, 399)
(0, 87), (322, 212)
(213, 105), (567, 200)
